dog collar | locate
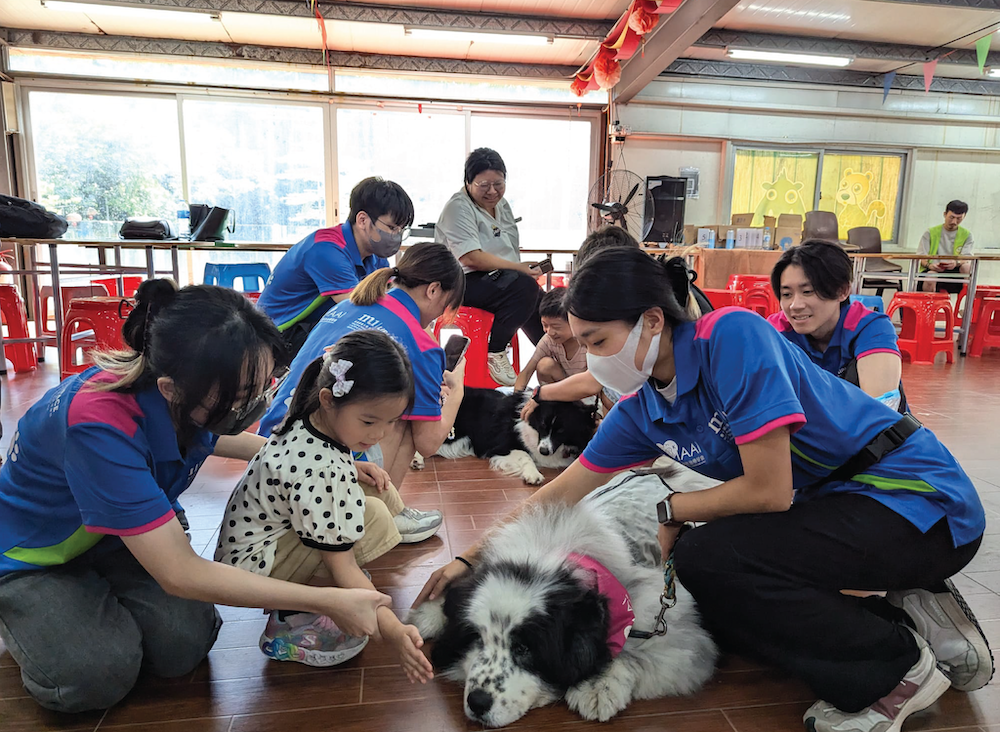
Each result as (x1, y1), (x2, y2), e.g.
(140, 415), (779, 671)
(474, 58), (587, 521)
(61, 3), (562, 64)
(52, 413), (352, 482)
(567, 553), (636, 658)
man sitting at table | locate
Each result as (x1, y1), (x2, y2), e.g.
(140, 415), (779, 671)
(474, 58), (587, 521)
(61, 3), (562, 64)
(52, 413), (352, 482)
(918, 200), (973, 293)
(257, 177), (414, 357)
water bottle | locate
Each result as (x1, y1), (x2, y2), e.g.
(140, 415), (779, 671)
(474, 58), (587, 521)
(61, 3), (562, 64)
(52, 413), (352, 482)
(176, 202), (190, 238)
(762, 226), (772, 250)
(725, 229), (735, 249)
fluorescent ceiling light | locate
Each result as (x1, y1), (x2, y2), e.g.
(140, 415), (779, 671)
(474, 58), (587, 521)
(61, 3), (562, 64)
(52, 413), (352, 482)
(41, 0), (220, 23)
(727, 48), (853, 67)
(404, 27), (553, 46)
(989, 68), (1000, 78)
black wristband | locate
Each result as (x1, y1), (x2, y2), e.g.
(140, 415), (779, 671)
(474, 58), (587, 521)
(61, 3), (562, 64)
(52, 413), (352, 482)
(455, 556), (474, 571)
(532, 385), (544, 403)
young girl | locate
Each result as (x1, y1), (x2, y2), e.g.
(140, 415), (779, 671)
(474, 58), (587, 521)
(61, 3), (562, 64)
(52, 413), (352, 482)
(216, 330), (433, 683)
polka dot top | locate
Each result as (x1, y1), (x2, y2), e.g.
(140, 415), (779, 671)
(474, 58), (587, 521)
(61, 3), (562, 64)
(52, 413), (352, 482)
(214, 417), (365, 575)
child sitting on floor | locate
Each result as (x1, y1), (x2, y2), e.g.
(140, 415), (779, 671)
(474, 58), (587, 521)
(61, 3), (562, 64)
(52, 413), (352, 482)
(216, 330), (433, 683)
(513, 288), (586, 392)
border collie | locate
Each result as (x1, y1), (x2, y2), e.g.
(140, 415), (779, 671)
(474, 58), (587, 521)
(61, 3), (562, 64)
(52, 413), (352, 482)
(408, 468), (717, 727)
(424, 388), (596, 485)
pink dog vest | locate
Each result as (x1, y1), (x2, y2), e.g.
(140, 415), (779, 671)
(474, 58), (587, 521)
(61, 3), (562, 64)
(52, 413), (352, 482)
(567, 553), (636, 657)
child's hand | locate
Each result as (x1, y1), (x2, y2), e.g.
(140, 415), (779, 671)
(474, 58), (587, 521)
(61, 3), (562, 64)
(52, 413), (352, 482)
(392, 623), (435, 684)
(520, 398), (539, 422)
(356, 461), (391, 493)
(325, 588), (391, 639)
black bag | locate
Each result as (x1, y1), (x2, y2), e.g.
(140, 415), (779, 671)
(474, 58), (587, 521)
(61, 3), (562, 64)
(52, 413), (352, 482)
(189, 206), (235, 242)
(119, 217), (176, 240)
(0, 194), (68, 239)
(657, 254), (714, 314)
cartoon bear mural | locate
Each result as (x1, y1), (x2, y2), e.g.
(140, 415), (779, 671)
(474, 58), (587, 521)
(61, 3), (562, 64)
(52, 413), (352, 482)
(752, 170), (809, 225)
(835, 169), (886, 234)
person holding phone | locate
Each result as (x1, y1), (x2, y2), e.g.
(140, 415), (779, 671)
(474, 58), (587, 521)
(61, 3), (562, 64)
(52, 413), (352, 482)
(918, 200), (974, 293)
(435, 148), (546, 386)
(260, 243), (466, 505)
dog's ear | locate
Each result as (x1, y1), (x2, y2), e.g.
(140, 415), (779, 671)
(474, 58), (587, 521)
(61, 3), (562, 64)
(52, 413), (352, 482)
(430, 574), (481, 672)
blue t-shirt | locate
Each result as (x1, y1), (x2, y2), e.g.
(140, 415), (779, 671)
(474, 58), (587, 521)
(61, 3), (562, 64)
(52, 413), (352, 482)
(768, 300), (900, 378)
(581, 307), (984, 547)
(258, 289), (447, 436)
(258, 222), (388, 330)
(0, 368), (219, 577)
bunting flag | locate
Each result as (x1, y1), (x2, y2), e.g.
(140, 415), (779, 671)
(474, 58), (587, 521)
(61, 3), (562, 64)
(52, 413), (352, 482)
(923, 59), (938, 93)
(976, 34), (992, 75)
(882, 71), (896, 104)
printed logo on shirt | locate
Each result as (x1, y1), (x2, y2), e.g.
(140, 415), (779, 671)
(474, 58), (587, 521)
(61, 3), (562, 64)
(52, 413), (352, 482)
(708, 411), (734, 443)
(656, 439), (706, 468)
(347, 313), (392, 338)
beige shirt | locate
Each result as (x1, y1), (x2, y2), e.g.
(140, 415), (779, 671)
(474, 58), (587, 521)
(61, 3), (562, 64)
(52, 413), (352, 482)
(435, 188), (520, 273)
(533, 334), (588, 378)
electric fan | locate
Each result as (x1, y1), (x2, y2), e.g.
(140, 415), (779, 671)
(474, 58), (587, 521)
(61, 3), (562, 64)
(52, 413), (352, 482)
(587, 170), (654, 241)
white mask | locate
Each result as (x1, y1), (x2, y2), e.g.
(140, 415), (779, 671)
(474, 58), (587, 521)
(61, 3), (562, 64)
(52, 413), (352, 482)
(586, 317), (660, 396)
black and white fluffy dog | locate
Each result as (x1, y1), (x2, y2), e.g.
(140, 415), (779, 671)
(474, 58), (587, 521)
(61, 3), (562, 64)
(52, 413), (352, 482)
(430, 388), (597, 485)
(408, 469), (718, 727)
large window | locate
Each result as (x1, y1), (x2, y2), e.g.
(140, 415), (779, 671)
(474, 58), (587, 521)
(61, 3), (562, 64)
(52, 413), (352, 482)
(818, 153), (904, 241)
(183, 99), (327, 243)
(730, 149), (818, 227)
(28, 91), (182, 240)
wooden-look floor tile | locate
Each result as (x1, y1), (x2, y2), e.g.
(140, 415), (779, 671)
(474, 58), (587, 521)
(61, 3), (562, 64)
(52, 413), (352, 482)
(98, 719), (234, 732)
(0, 696), (104, 732)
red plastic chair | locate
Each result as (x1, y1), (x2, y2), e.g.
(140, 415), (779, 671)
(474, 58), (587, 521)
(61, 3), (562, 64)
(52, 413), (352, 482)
(955, 285), (1000, 327)
(244, 292), (261, 304)
(886, 292), (954, 365)
(701, 288), (744, 309)
(433, 306), (520, 389)
(93, 276), (143, 298)
(61, 297), (131, 380)
(0, 284), (38, 373)
(969, 297), (1000, 358)
(727, 274), (771, 291)
(40, 283), (110, 336)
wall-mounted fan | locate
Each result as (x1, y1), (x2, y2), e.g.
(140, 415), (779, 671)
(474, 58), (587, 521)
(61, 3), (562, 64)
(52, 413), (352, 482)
(587, 170), (654, 241)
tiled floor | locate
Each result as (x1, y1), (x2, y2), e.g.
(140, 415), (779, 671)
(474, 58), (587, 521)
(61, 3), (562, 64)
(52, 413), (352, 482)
(4, 353), (1000, 731)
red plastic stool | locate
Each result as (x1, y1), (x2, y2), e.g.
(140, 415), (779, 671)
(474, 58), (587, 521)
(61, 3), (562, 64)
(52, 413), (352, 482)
(955, 285), (1000, 327)
(536, 274), (568, 290)
(93, 276), (143, 298)
(244, 292), (261, 304)
(727, 274), (771, 291)
(40, 283), (110, 336)
(433, 306), (520, 389)
(886, 292), (954, 365)
(0, 284), (38, 374)
(741, 281), (781, 317)
(61, 297), (132, 380)
(702, 288), (744, 309)
(969, 297), (1000, 357)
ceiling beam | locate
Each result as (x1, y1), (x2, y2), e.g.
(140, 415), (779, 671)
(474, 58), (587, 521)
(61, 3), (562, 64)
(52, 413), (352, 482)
(3, 29), (579, 78)
(614, 0), (741, 104)
(694, 29), (1000, 67)
(60, 0), (612, 40)
(661, 57), (1000, 95)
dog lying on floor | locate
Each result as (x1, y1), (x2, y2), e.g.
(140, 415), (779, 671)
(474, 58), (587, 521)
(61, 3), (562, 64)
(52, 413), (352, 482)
(408, 467), (718, 727)
(411, 388), (597, 485)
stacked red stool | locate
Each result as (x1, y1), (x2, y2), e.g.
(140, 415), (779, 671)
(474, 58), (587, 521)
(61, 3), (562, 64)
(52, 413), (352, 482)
(886, 292), (954, 365)
(39, 283), (110, 337)
(727, 274), (779, 317)
(702, 288), (744, 310)
(969, 296), (1000, 358)
(955, 284), (1000, 328)
(433, 306), (520, 389)
(0, 284), (38, 374)
(93, 276), (143, 298)
(61, 297), (131, 380)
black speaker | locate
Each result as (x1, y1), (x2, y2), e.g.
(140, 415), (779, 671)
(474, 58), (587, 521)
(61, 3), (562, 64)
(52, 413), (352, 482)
(645, 176), (686, 244)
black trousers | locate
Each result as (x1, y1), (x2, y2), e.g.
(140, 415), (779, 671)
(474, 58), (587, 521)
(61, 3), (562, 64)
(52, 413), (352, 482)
(673, 493), (981, 713)
(463, 270), (543, 352)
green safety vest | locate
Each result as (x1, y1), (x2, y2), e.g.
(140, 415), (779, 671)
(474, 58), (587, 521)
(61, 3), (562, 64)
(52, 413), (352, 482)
(928, 224), (970, 257)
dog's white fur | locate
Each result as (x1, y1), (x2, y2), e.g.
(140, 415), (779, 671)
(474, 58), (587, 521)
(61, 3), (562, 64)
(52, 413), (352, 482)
(410, 468), (718, 726)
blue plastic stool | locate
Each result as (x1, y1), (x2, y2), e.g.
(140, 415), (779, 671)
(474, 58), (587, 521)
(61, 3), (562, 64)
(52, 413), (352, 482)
(850, 294), (884, 313)
(203, 262), (271, 292)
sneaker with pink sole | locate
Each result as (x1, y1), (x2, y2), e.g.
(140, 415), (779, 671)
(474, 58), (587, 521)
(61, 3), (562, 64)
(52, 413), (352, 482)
(259, 610), (368, 667)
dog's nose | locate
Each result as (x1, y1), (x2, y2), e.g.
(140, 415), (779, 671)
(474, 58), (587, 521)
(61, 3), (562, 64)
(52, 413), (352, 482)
(539, 445), (551, 456)
(467, 689), (494, 717)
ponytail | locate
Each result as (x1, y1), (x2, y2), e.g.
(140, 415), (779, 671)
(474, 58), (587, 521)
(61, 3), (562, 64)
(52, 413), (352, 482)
(276, 355), (326, 436)
(349, 242), (465, 310)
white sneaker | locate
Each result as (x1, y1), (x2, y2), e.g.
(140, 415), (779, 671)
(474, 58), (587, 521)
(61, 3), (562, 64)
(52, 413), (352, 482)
(888, 578), (994, 691)
(487, 351), (517, 386)
(803, 635), (949, 732)
(394, 506), (443, 544)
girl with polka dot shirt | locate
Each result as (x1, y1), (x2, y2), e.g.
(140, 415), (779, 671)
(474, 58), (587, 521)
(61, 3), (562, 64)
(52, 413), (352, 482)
(216, 330), (433, 683)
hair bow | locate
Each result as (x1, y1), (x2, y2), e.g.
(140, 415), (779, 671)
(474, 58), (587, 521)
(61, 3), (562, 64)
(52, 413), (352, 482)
(328, 358), (355, 397)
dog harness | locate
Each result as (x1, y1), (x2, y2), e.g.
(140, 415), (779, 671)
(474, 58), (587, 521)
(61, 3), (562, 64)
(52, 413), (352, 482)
(567, 553), (636, 657)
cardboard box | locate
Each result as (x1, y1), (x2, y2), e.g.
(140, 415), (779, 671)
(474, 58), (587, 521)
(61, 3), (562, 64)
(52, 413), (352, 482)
(774, 214), (803, 250)
(683, 225), (698, 246)
(731, 213), (754, 227)
(777, 213), (803, 229)
(697, 228), (717, 247)
(735, 228), (763, 249)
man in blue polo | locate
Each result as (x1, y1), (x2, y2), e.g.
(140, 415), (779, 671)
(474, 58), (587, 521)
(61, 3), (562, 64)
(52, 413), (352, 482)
(258, 177), (414, 356)
(918, 200), (973, 294)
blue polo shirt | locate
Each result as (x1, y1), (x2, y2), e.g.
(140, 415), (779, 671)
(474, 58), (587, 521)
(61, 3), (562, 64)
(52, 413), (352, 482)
(768, 300), (900, 378)
(0, 368), (219, 577)
(258, 222), (389, 330)
(258, 289), (447, 437)
(581, 307), (984, 547)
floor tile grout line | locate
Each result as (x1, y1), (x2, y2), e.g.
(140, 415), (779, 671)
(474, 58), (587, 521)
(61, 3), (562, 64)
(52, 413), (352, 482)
(92, 708), (108, 731)
(358, 666), (364, 704)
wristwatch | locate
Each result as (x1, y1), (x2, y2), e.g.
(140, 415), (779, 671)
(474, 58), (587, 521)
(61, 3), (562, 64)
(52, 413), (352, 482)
(656, 493), (685, 527)
(531, 385), (544, 403)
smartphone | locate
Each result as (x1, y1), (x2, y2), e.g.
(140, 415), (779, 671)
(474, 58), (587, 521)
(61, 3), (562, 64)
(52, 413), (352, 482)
(535, 258), (554, 274)
(444, 335), (471, 371)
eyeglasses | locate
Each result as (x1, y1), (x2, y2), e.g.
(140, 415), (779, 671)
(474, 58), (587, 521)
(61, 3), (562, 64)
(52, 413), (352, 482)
(374, 218), (410, 240)
(471, 180), (506, 192)
(232, 369), (288, 419)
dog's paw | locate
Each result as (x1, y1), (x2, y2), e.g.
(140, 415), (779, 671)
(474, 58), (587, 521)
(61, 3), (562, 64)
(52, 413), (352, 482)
(522, 468), (545, 486)
(410, 452), (426, 471)
(406, 596), (447, 640)
(565, 669), (632, 722)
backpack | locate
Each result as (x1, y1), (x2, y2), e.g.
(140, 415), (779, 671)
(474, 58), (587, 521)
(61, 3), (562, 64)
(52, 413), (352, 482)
(0, 194), (68, 239)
